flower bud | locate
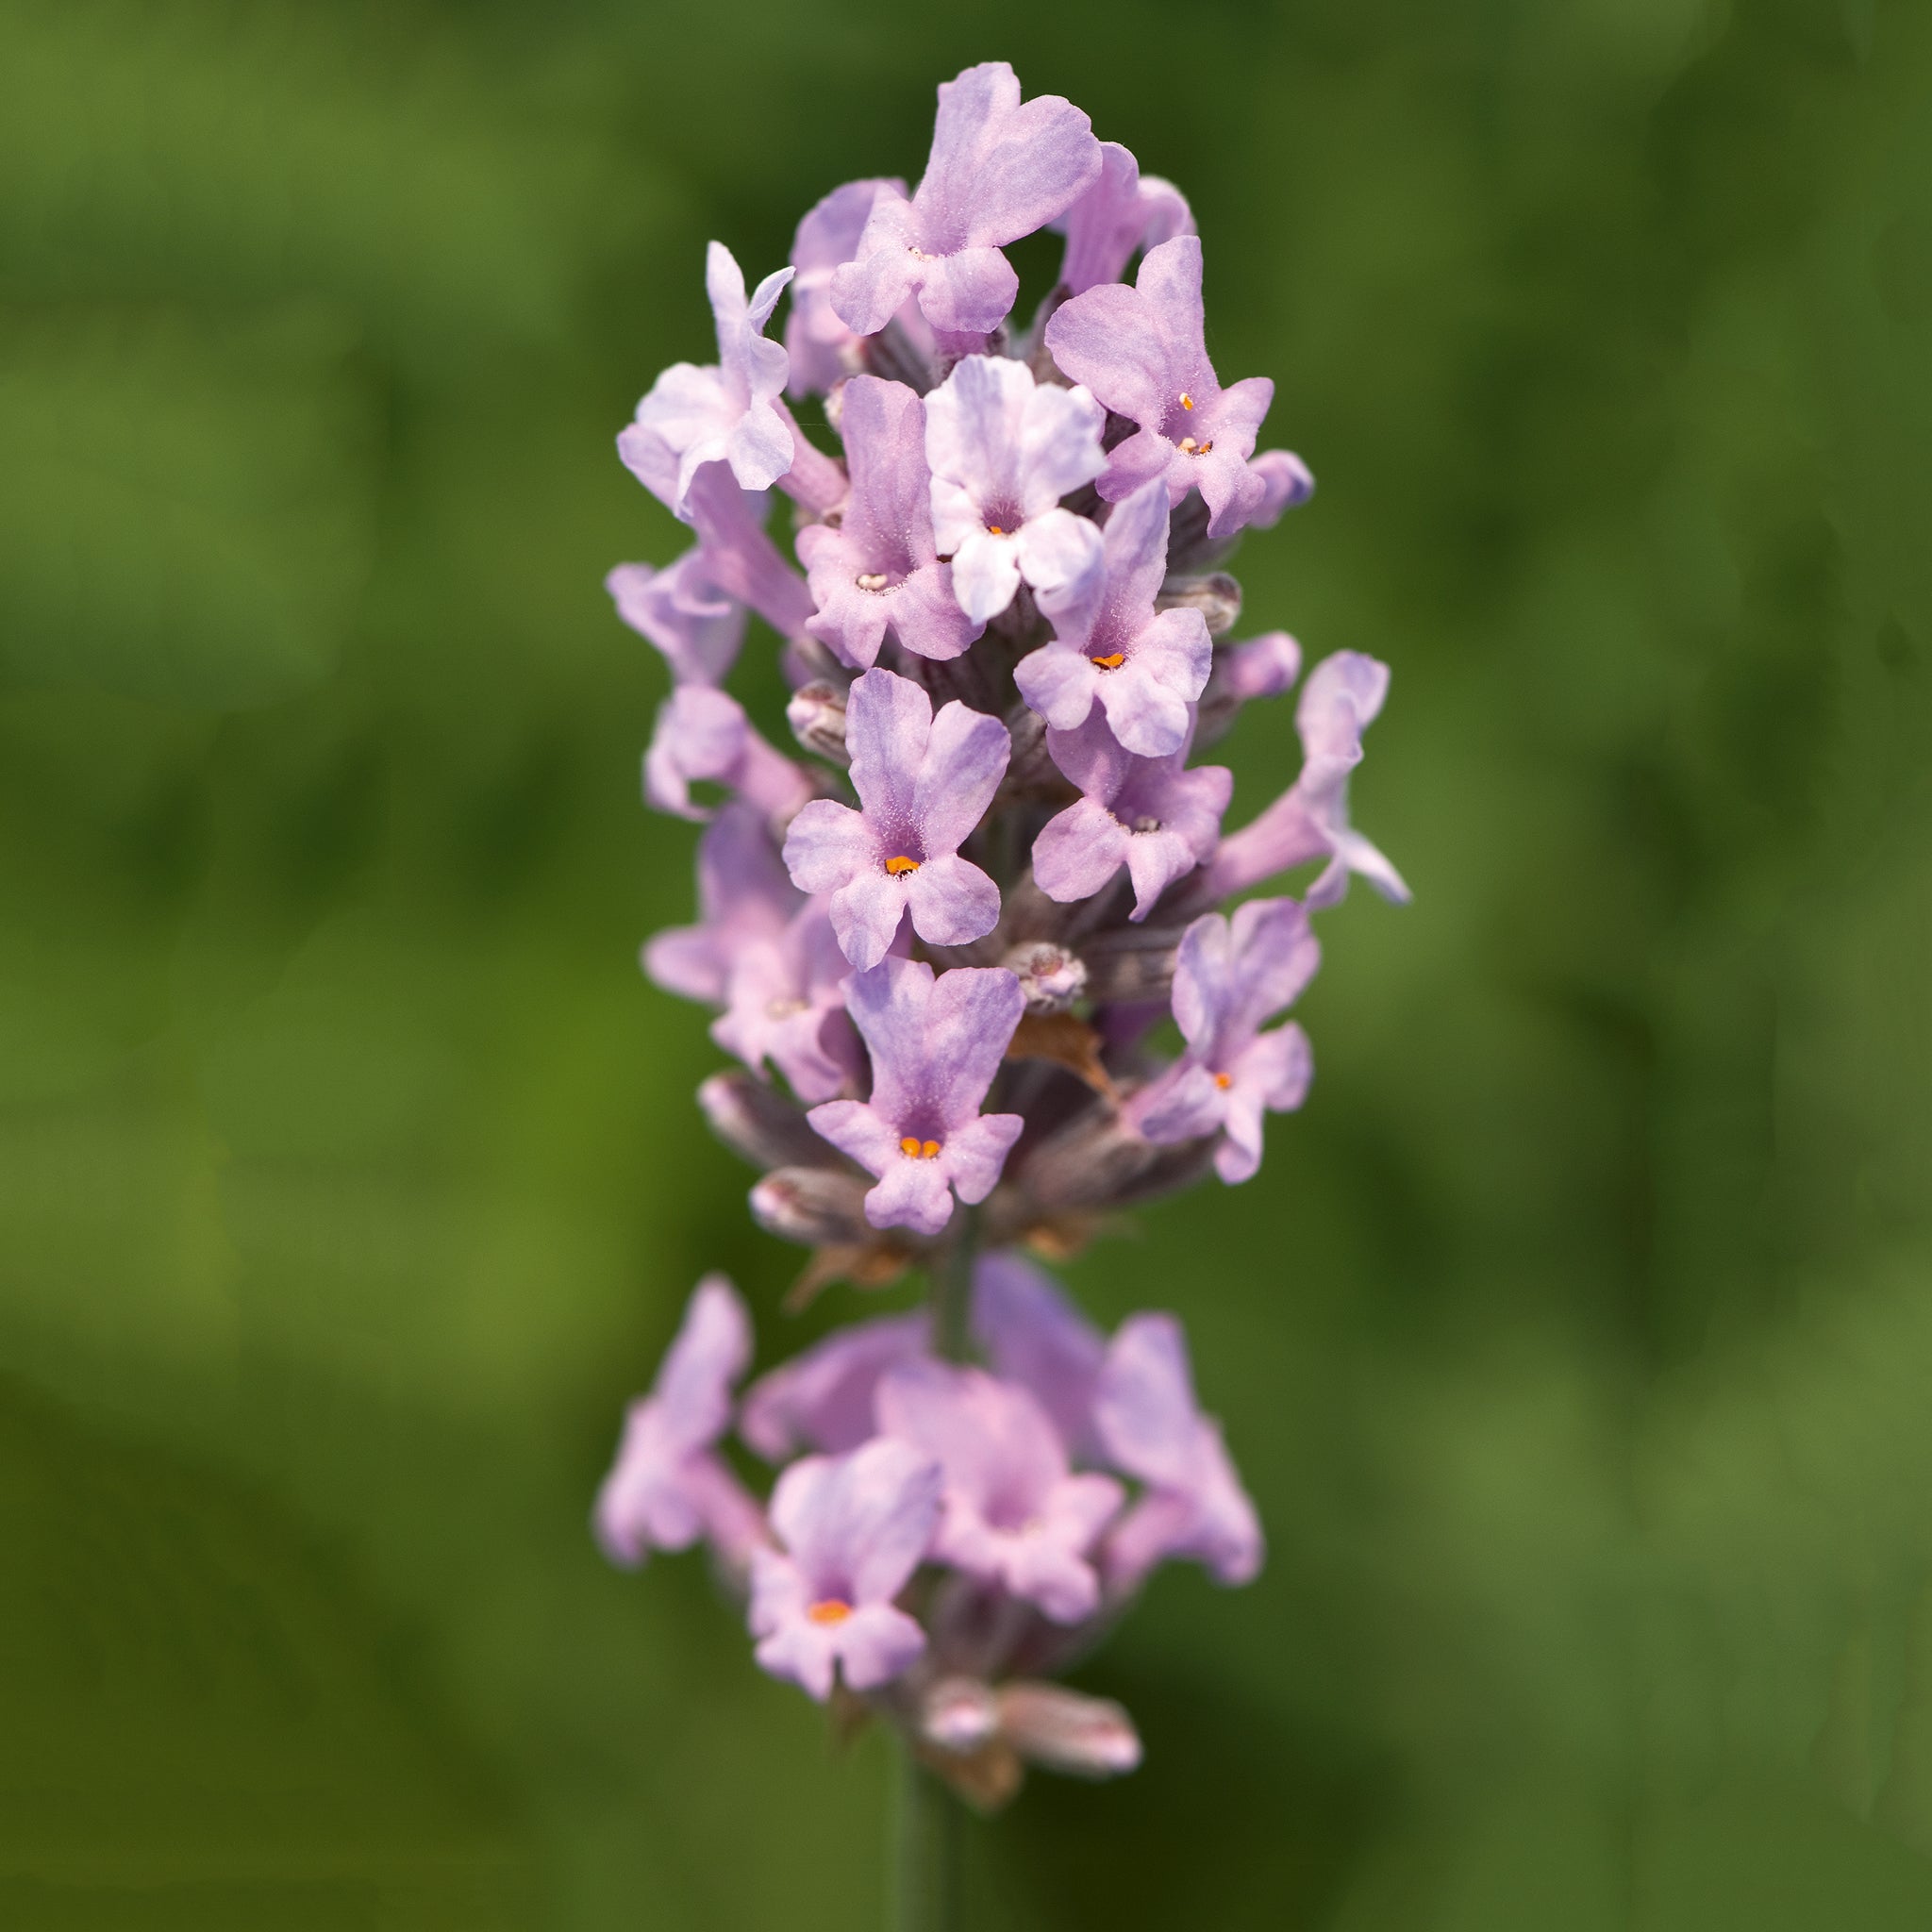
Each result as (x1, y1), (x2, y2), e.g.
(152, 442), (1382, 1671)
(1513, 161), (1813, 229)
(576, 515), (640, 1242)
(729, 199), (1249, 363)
(1002, 941), (1087, 1015)
(1014, 1105), (1215, 1214)
(749, 1167), (874, 1246)
(1156, 571), (1242, 638)
(787, 680), (850, 765)
(699, 1072), (829, 1171)
(921, 1676), (1000, 1754)
(995, 1682), (1141, 1779)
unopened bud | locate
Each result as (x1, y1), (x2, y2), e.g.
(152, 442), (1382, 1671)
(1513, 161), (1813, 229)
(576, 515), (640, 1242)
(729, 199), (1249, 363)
(995, 1682), (1141, 1779)
(699, 1072), (830, 1171)
(1079, 922), (1186, 1005)
(1249, 448), (1315, 525)
(1000, 704), (1075, 802)
(750, 1167), (874, 1246)
(1002, 941), (1087, 1015)
(787, 680), (850, 764)
(922, 1676), (1000, 1754)
(1156, 572), (1242, 638)
(1224, 629), (1302, 700)
(1014, 1105), (1214, 1213)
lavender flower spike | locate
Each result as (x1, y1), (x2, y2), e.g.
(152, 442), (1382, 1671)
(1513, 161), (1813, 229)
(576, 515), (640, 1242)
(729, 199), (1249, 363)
(972, 1251), (1107, 1463)
(796, 376), (981, 668)
(808, 957), (1024, 1237)
(1094, 1313), (1262, 1593)
(1032, 711), (1232, 920)
(925, 356), (1106, 625)
(782, 668), (1009, 970)
(1133, 897), (1320, 1184)
(830, 62), (1102, 337)
(1013, 478), (1210, 758)
(749, 1438), (942, 1701)
(1046, 236), (1275, 540)
(628, 242), (796, 516)
(875, 1361), (1124, 1624)
(1054, 140), (1192, 298)
(595, 1275), (766, 1571)
(1205, 651), (1410, 908)
(607, 554), (745, 688)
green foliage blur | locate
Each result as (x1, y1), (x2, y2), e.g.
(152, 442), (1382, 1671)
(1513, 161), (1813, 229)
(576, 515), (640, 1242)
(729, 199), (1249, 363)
(3, 0), (1931, 1924)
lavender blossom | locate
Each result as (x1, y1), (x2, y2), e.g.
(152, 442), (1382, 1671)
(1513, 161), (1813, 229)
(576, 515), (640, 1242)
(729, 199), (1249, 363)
(748, 1438), (942, 1700)
(595, 1276), (766, 1570)
(786, 178), (909, 396)
(1133, 898), (1320, 1184)
(1205, 651), (1410, 908)
(740, 1310), (930, 1461)
(1045, 236), (1275, 539)
(796, 376), (981, 667)
(875, 1361), (1123, 1623)
(1093, 1313), (1262, 1591)
(606, 554), (745, 688)
(643, 685), (812, 824)
(972, 1251), (1107, 1462)
(924, 356), (1106, 624)
(830, 62), (1102, 338)
(1013, 478), (1211, 757)
(782, 668), (1008, 970)
(807, 958), (1024, 1237)
(626, 242), (796, 515)
(1054, 140), (1192, 298)
(1031, 711), (1231, 919)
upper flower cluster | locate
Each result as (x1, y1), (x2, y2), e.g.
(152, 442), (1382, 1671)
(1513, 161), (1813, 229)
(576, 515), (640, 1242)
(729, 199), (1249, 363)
(597, 61), (1407, 1804)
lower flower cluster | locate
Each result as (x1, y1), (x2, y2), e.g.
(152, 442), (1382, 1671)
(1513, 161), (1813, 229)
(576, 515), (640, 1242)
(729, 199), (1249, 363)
(597, 1256), (1256, 1801)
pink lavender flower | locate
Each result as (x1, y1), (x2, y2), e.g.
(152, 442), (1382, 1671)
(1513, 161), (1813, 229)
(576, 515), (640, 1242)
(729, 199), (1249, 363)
(1093, 1313), (1262, 1591)
(606, 554), (744, 688)
(1045, 236), (1275, 539)
(1053, 140), (1191, 298)
(595, 1275), (767, 1570)
(739, 1310), (930, 1461)
(1132, 898), (1320, 1184)
(924, 356), (1106, 624)
(972, 1251), (1107, 1463)
(830, 62), (1103, 338)
(875, 1362), (1124, 1623)
(1031, 711), (1231, 920)
(642, 685), (811, 824)
(625, 242), (796, 515)
(795, 376), (981, 668)
(748, 1438), (942, 1701)
(782, 668), (1009, 970)
(1013, 478), (1210, 757)
(807, 957), (1024, 1237)
(786, 178), (909, 396)
(1205, 651), (1410, 908)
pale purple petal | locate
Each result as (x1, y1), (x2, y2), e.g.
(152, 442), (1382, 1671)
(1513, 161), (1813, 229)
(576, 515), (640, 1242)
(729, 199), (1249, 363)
(919, 248), (1021, 334)
(936, 1110), (1024, 1205)
(1056, 142), (1194, 296)
(782, 799), (876, 896)
(1131, 1060), (1225, 1145)
(805, 1096), (905, 1179)
(836, 956), (934, 1124)
(862, 1152), (959, 1236)
(1015, 382), (1108, 515)
(643, 685), (748, 820)
(1012, 641), (1101, 731)
(971, 1252), (1107, 1457)
(903, 853), (1001, 948)
(923, 965), (1025, 1129)
(1248, 449), (1315, 525)
(1012, 508), (1104, 603)
(739, 1312), (930, 1461)
(828, 868), (910, 970)
(767, 1436), (942, 1605)
(606, 556), (745, 687)
(827, 190), (921, 336)
(1043, 282), (1166, 425)
(1215, 1022), (1312, 1183)
(1032, 795), (1131, 903)
(913, 698), (1011, 850)
(787, 178), (903, 394)
(945, 528), (1024, 624)
(1122, 824), (1208, 918)
(1223, 631), (1303, 701)
(846, 666), (932, 827)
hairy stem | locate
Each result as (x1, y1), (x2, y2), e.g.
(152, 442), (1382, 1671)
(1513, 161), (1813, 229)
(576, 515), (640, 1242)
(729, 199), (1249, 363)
(930, 1209), (979, 1364)
(891, 1736), (963, 1932)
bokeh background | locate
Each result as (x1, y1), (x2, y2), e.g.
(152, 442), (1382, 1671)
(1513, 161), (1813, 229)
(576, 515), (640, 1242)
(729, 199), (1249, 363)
(5, 0), (1932, 1924)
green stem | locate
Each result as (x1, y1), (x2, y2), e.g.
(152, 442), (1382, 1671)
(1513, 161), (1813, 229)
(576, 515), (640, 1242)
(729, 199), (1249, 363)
(929, 1210), (978, 1364)
(891, 1736), (963, 1932)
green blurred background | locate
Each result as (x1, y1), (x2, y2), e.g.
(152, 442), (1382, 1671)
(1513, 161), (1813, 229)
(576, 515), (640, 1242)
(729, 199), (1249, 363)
(4, 0), (1931, 1924)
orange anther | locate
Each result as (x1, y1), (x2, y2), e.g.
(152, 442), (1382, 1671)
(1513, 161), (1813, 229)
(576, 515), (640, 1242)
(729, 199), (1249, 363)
(808, 1599), (853, 1624)
(1180, 392), (1194, 410)
(885, 855), (920, 875)
(1214, 1073), (1233, 1090)
(1091, 651), (1126, 670)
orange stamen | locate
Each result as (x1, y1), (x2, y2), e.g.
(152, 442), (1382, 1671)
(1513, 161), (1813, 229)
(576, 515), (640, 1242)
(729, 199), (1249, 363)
(808, 1599), (853, 1624)
(898, 1137), (941, 1159)
(1214, 1073), (1233, 1090)
(885, 855), (920, 875)
(1180, 392), (1194, 410)
(988, 525), (1006, 536)
(1091, 651), (1126, 670)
